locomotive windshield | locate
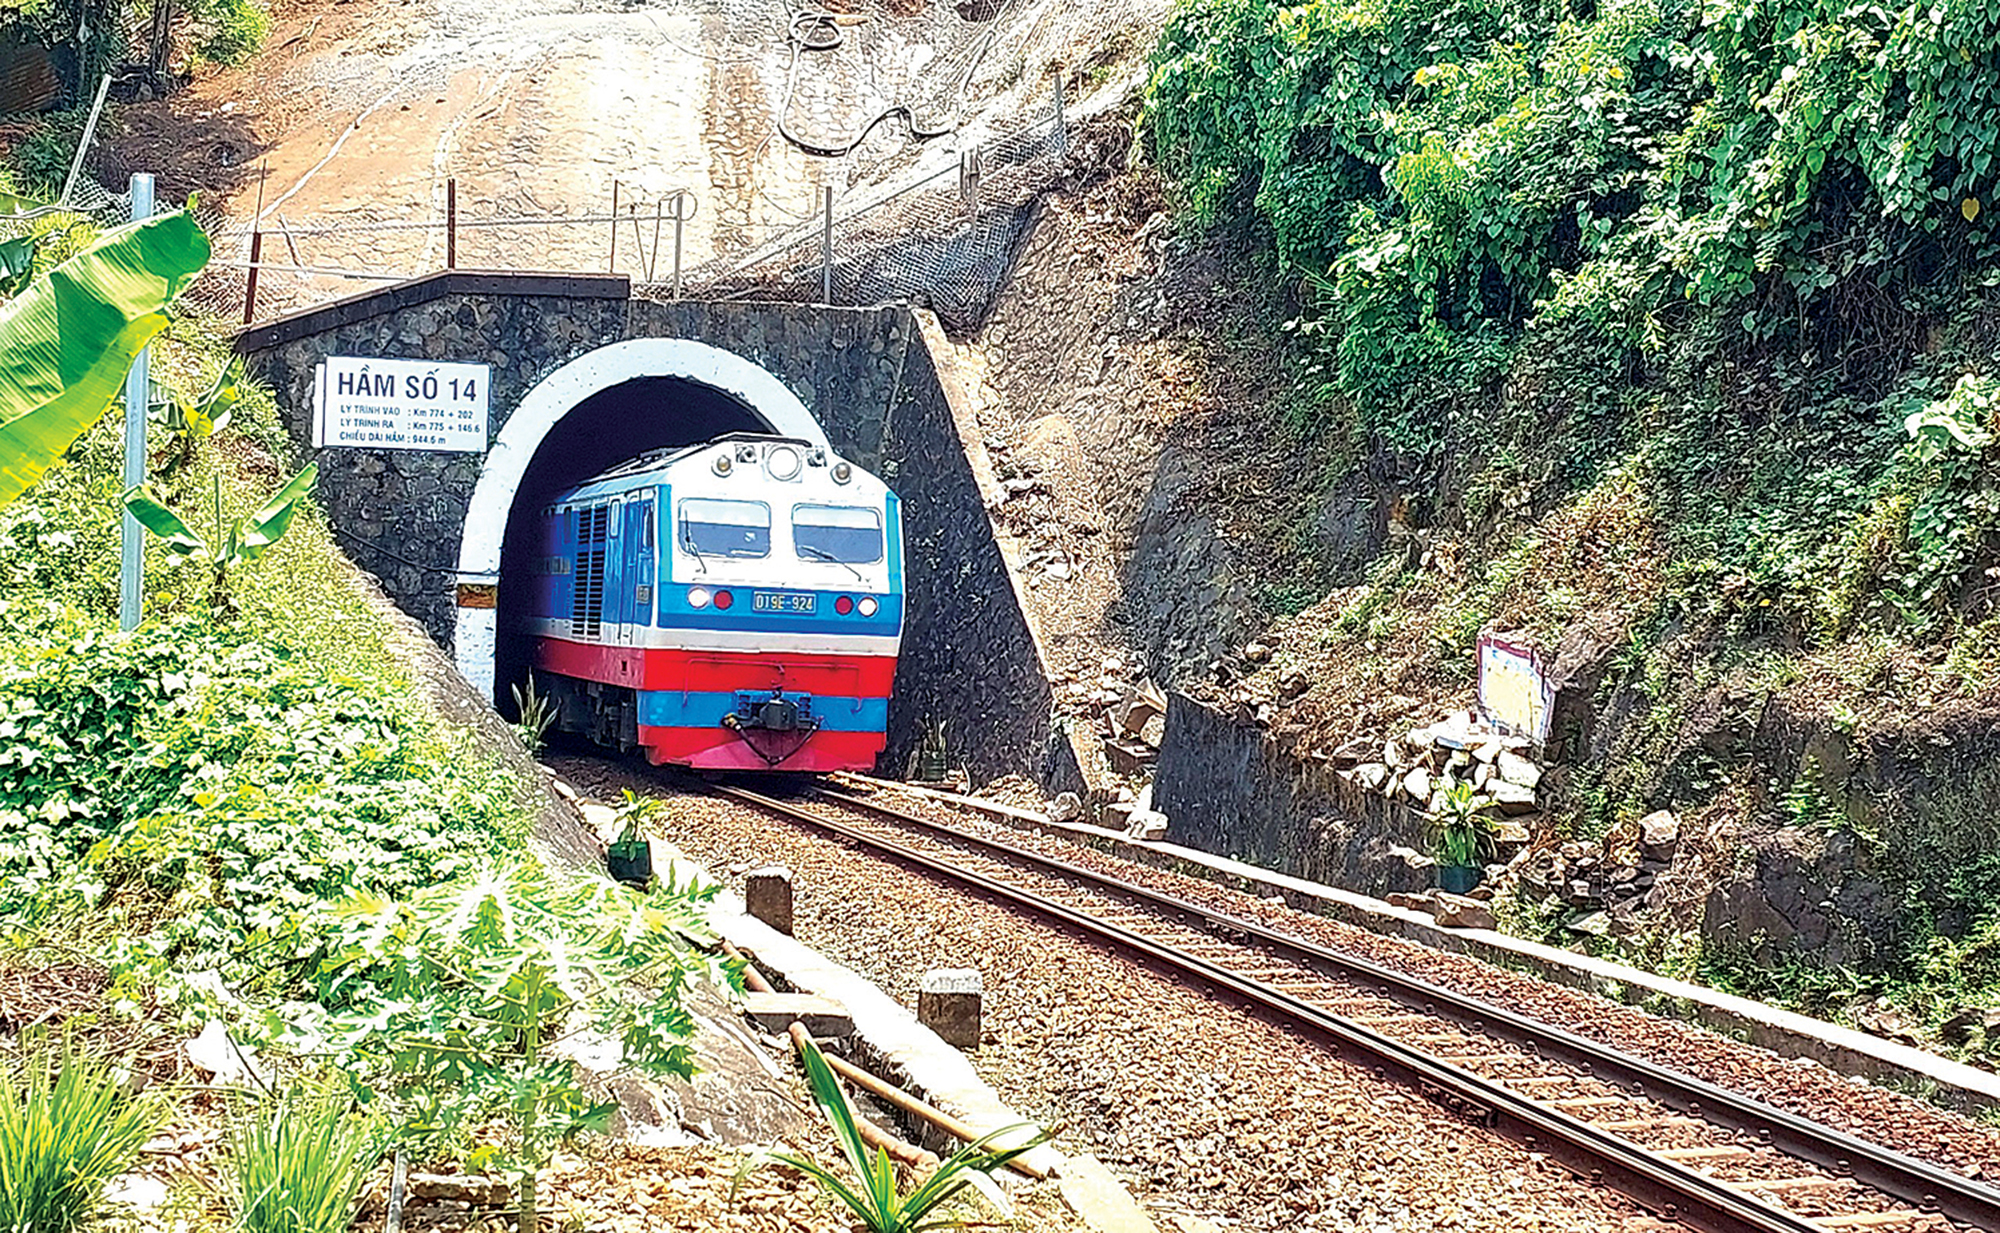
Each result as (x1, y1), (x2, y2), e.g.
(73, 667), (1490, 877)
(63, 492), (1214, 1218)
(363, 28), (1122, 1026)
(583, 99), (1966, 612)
(679, 498), (770, 558)
(793, 504), (884, 564)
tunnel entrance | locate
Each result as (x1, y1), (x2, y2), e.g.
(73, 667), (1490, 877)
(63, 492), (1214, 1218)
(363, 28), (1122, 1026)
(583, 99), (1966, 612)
(453, 338), (832, 705)
(493, 376), (774, 715)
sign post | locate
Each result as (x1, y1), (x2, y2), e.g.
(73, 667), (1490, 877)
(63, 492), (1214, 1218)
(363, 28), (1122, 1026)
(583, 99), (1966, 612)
(312, 357), (492, 451)
(1476, 633), (1552, 745)
(118, 172), (154, 633)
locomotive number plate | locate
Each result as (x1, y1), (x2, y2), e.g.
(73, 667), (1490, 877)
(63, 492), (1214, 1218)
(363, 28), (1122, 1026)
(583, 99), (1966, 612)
(753, 590), (817, 614)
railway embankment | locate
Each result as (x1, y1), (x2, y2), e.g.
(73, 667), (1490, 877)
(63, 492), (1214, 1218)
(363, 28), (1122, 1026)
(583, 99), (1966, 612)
(870, 777), (2000, 1121)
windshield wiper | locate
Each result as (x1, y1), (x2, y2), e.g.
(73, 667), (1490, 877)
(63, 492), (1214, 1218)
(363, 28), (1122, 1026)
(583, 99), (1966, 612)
(797, 542), (863, 582)
(680, 531), (708, 574)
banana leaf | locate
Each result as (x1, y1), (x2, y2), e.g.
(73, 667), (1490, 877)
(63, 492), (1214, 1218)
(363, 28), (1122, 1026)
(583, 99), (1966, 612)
(234, 462), (318, 564)
(0, 211), (212, 507)
(122, 487), (207, 558)
(0, 235), (36, 298)
(181, 356), (244, 438)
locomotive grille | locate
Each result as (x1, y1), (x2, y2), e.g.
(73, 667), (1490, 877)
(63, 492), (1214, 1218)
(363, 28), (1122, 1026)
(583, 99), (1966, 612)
(570, 505), (610, 639)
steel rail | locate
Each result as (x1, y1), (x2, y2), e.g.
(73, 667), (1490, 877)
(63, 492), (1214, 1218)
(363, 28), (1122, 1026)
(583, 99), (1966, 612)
(805, 783), (1999, 1233)
(708, 782), (1827, 1233)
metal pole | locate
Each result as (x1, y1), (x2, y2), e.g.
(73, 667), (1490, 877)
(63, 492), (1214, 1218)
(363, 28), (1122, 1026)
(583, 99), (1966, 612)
(244, 163), (268, 325)
(242, 231), (262, 324)
(648, 198), (664, 284)
(820, 184), (833, 305)
(630, 202), (648, 281)
(446, 178), (457, 269)
(119, 173), (155, 633)
(60, 73), (113, 209)
(1052, 77), (1065, 148)
(672, 195), (685, 300)
(608, 180), (619, 273)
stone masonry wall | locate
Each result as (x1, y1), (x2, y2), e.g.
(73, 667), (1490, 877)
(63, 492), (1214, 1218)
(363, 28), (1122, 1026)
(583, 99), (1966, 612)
(1155, 690), (1429, 895)
(247, 276), (634, 640)
(238, 275), (1060, 786)
(882, 325), (1073, 789)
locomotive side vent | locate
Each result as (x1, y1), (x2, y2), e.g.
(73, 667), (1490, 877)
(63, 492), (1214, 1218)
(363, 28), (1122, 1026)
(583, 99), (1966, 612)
(571, 504), (610, 639)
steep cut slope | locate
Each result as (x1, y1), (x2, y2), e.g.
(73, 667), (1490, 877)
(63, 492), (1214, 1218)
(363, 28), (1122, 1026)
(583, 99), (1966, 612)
(960, 47), (2000, 1066)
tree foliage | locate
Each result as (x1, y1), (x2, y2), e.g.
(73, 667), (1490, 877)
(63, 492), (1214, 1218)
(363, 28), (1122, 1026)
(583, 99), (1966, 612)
(1147, 0), (2000, 413)
(1146, 0), (2000, 633)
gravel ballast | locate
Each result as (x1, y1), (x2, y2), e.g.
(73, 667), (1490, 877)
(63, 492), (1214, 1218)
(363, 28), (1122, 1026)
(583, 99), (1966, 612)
(554, 757), (1643, 1232)
(835, 779), (2000, 1185)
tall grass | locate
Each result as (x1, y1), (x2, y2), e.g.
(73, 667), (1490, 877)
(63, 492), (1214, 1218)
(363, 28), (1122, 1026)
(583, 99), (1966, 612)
(0, 1036), (164, 1233)
(227, 1084), (378, 1233)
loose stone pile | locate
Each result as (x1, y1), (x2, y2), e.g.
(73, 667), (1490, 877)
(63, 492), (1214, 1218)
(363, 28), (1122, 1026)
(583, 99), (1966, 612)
(1334, 708), (1545, 844)
(1047, 653), (1171, 837)
(1506, 808), (1683, 938)
(1332, 708), (1683, 935)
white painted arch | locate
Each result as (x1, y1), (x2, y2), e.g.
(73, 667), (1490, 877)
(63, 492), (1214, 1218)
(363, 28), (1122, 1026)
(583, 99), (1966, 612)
(453, 337), (830, 697)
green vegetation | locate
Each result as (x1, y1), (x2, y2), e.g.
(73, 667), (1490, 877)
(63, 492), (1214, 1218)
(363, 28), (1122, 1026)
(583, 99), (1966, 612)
(0, 166), (719, 1232)
(0, 1033), (164, 1233)
(1145, 0), (2000, 639)
(0, 601), (523, 1012)
(1146, 0), (2000, 1039)
(226, 1084), (378, 1233)
(735, 1034), (1051, 1233)
(0, 211), (212, 507)
(511, 670), (558, 753)
(125, 461), (320, 615)
(5, 0), (270, 88)
(1430, 779), (1493, 868)
(179, 0), (274, 67)
(307, 859), (721, 1233)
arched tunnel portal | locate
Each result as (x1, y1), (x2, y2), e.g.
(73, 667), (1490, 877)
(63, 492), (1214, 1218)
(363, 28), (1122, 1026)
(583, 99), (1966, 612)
(454, 339), (830, 704)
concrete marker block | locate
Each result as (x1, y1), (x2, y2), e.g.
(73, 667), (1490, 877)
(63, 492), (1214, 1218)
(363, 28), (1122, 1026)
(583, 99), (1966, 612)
(918, 967), (983, 1050)
(746, 865), (794, 935)
(742, 991), (853, 1038)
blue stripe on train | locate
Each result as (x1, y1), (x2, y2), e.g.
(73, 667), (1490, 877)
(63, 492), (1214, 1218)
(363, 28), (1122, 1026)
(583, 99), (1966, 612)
(637, 690), (890, 732)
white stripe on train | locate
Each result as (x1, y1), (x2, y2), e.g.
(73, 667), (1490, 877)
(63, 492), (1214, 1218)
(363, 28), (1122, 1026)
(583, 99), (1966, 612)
(525, 618), (902, 657)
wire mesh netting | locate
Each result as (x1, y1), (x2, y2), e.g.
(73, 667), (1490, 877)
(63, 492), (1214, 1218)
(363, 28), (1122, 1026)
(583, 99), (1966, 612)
(654, 100), (1065, 328)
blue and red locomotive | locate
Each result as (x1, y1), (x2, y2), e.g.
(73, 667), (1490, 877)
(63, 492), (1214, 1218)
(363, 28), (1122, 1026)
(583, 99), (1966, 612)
(525, 434), (903, 772)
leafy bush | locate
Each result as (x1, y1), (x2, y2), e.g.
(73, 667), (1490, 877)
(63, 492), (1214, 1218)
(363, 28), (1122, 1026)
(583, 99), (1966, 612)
(300, 859), (721, 1233)
(0, 1033), (166, 1233)
(1146, 0), (2000, 648)
(6, 119), (83, 200)
(184, 0), (272, 66)
(0, 601), (521, 1012)
(226, 1084), (378, 1233)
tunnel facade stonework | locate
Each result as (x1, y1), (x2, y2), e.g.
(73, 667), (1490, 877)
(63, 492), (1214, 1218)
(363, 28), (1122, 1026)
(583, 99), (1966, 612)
(238, 272), (1068, 787)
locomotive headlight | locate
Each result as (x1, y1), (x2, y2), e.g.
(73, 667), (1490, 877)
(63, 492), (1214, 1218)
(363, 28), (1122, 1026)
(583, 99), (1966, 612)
(766, 445), (803, 482)
(858, 596), (879, 617)
(831, 461), (853, 484)
(687, 586), (711, 608)
(712, 454), (733, 477)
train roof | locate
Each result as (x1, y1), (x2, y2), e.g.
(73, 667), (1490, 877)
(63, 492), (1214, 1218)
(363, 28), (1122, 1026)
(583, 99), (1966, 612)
(548, 433), (862, 508)
(588, 433), (823, 483)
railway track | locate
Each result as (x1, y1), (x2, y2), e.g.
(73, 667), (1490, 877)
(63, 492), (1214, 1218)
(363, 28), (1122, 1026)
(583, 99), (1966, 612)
(702, 777), (2000, 1233)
